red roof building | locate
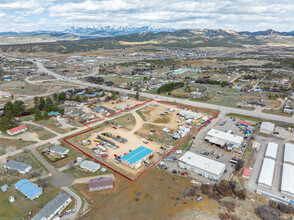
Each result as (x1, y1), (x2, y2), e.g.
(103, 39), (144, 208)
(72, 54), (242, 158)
(238, 120), (252, 126)
(7, 125), (27, 136)
(242, 168), (252, 179)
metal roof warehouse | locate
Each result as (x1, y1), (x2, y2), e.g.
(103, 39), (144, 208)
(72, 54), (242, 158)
(265, 142), (278, 160)
(257, 158), (276, 189)
(178, 152), (226, 181)
(205, 129), (243, 148)
(121, 146), (153, 169)
(284, 143), (294, 165)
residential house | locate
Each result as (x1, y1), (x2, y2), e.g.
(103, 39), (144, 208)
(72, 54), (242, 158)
(6, 125), (27, 135)
(50, 146), (69, 157)
(14, 179), (42, 200)
(4, 160), (32, 174)
(31, 193), (72, 220)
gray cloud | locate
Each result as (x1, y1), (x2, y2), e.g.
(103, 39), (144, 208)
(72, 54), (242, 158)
(0, 0), (293, 32)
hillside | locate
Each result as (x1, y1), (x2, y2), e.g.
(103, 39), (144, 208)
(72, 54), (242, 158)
(0, 29), (293, 53)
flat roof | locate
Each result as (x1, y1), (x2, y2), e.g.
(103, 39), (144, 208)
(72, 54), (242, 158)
(265, 142), (278, 159)
(206, 129), (243, 145)
(281, 163), (294, 195)
(260, 122), (275, 132)
(121, 146), (152, 164)
(258, 158), (275, 187)
(179, 152), (225, 176)
(284, 143), (294, 165)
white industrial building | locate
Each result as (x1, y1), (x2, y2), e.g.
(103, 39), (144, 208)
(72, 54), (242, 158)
(259, 122), (275, 134)
(80, 160), (100, 172)
(178, 152), (226, 181)
(179, 110), (202, 120)
(265, 142), (278, 160)
(257, 157), (276, 189)
(284, 143), (294, 165)
(205, 129), (243, 148)
(281, 163), (294, 197)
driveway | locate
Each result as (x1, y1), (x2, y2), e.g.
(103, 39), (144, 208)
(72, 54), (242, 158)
(30, 149), (74, 187)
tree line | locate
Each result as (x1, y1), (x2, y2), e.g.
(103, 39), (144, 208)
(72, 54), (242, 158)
(0, 101), (25, 132)
(157, 82), (185, 94)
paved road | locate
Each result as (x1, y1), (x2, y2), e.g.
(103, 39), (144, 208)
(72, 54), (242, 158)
(30, 149), (74, 187)
(34, 61), (294, 124)
(61, 186), (82, 220)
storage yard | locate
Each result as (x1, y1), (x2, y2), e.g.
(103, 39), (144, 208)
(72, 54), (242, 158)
(65, 100), (214, 180)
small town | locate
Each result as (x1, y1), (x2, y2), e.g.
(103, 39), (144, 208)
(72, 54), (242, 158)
(0, 1), (293, 220)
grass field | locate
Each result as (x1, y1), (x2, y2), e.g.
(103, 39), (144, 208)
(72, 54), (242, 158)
(262, 109), (292, 117)
(112, 113), (136, 130)
(135, 110), (147, 121)
(0, 139), (37, 155)
(35, 119), (72, 134)
(26, 124), (57, 140)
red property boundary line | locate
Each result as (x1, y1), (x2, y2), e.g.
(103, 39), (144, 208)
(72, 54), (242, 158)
(63, 99), (219, 182)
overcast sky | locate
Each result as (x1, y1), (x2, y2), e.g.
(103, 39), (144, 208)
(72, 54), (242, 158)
(0, 0), (293, 32)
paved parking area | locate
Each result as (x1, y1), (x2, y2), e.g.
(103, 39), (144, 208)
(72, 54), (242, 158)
(245, 134), (294, 202)
(164, 114), (248, 183)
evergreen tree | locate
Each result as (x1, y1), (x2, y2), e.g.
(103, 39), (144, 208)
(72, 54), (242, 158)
(43, 112), (49, 120)
(34, 109), (43, 121)
(111, 92), (117, 100)
(34, 97), (39, 109)
(0, 116), (10, 132)
(5, 110), (14, 121)
(39, 97), (45, 110)
(3, 101), (13, 114)
(58, 92), (66, 103)
(135, 91), (140, 100)
(53, 93), (59, 104)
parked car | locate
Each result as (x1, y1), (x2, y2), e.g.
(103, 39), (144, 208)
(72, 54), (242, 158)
(197, 197), (203, 202)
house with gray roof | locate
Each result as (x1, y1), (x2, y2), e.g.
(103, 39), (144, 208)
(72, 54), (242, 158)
(50, 146), (69, 157)
(3, 160), (32, 174)
(32, 193), (72, 220)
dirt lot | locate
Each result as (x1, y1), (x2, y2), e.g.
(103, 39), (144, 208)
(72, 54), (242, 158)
(75, 167), (221, 220)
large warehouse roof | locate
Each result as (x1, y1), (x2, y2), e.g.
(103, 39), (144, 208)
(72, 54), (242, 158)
(284, 143), (294, 165)
(260, 122), (275, 133)
(122, 146), (152, 164)
(179, 152), (225, 176)
(281, 163), (294, 196)
(258, 158), (276, 187)
(205, 129), (243, 145)
(265, 142), (278, 159)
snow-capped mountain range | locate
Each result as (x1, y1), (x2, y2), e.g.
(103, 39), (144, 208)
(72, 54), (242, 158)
(64, 25), (176, 37)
